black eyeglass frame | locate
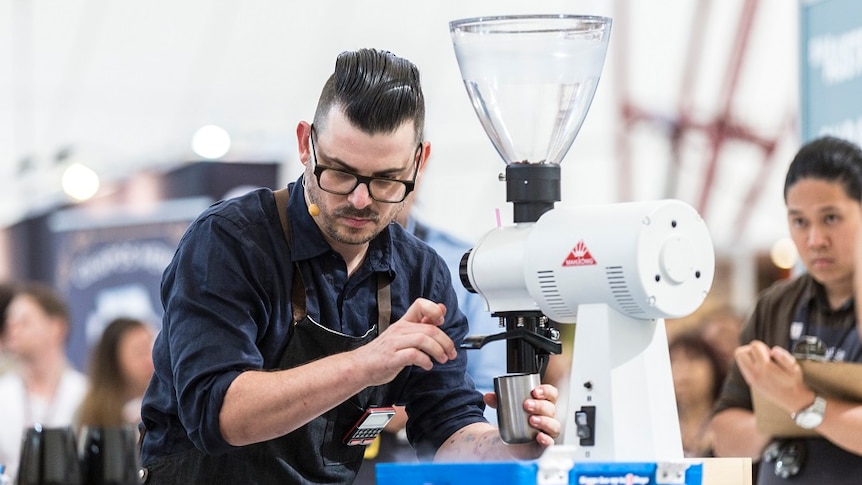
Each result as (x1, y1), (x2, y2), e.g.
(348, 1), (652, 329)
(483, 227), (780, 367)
(309, 124), (422, 204)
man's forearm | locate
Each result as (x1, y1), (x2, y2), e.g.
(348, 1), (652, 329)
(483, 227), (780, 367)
(710, 408), (770, 459)
(810, 397), (862, 455)
(434, 422), (544, 462)
(218, 351), (367, 446)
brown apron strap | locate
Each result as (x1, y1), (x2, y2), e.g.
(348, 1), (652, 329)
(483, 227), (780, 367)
(274, 188), (290, 241)
(274, 188), (307, 323)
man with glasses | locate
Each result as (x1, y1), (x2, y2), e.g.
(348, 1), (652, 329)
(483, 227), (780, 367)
(139, 48), (560, 484)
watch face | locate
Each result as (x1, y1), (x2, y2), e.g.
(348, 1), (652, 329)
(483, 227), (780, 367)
(795, 410), (823, 429)
(794, 397), (826, 429)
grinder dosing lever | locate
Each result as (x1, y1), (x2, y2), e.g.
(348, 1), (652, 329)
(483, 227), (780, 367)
(460, 325), (562, 376)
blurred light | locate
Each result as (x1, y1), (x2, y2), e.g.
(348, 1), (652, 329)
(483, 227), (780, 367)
(62, 163), (100, 201)
(770, 237), (798, 269)
(191, 124), (231, 159)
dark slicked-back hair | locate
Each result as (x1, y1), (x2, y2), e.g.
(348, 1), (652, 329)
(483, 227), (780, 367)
(313, 48), (425, 142)
(784, 136), (862, 202)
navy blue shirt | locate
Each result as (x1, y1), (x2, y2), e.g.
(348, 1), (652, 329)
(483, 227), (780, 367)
(140, 180), (486, 463)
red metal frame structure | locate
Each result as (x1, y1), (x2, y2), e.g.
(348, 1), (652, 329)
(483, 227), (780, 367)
(614, 0), (796, 245)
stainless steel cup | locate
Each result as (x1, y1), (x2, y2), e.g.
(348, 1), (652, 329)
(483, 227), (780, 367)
(494, 372), (541, 444)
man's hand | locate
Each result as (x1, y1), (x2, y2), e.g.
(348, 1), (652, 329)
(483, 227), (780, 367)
(219, 299), (455, 447)
(734, 340), (816, 414)
(518, 383), (561, 451)
(485, 384), (561, 446)
(436, 384), (561, 462)
(353, 298), (458, 386)
(482, 384), (559, 445)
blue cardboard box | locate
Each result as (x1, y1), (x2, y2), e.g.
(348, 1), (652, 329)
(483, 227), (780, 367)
(571, 462), (703, 484)
(375, 461), (704, 485)
(376, 461), (538, 485)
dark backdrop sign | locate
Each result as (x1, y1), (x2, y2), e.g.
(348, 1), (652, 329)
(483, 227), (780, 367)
(5, 161), (280, 371)
(51, 197), (212, 371)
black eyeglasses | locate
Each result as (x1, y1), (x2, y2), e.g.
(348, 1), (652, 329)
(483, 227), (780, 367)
(309, 124), (421, 203)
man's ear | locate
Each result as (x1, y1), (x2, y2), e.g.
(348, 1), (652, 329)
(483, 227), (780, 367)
(418, 141), (431, 173)
(296, 122), (312, 167)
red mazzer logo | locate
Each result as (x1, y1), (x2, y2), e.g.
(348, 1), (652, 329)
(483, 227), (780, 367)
(562, 239), (597, 267)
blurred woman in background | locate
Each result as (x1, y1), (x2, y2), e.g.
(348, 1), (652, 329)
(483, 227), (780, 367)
(669, 332), (726, 458)
(77, 317), (155, 428)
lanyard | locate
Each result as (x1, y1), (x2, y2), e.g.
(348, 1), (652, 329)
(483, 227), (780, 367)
(788, 295), (861, 362)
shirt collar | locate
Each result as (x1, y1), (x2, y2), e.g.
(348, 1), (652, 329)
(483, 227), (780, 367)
(286, 176), (395, 274)
(802, 273), (855, 314)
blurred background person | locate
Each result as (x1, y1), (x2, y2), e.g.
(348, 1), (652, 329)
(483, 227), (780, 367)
(0, 282), (15, 374)
(697, 306), (744, 374)
(669, 332), (726, 458)
(0, 282), (87, 481)
(712, 136), (862, 484)
(77, 317), (155, 429)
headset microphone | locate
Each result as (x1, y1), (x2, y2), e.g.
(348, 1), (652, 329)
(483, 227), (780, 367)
(308, 204), (320, 217)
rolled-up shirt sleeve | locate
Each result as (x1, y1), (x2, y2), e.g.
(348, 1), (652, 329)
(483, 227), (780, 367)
(159, 208), (289, 455)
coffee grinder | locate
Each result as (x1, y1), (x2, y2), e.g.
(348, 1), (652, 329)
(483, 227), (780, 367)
(449, 14), (715, 461)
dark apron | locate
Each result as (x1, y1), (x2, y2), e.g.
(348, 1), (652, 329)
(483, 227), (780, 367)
(142, 189), (408, 484)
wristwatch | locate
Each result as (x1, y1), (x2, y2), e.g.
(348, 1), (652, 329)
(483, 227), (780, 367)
(791, 395), (827, 429)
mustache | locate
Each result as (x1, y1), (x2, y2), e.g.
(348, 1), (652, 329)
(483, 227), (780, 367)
(334, 207), (379, 221)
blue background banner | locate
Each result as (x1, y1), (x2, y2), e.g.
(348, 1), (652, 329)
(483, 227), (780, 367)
(800, 0), (862, 144)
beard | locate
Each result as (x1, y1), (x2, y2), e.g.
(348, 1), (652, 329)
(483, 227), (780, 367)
(326, 206), (381, 245)
(306, 183), (404, 246)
